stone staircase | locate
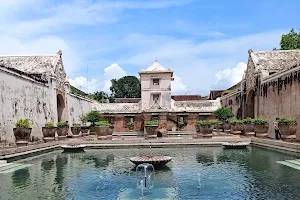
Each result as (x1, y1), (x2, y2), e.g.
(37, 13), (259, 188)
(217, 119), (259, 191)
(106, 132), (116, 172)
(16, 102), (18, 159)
(277, 159), (300, 170)
(0, 160), (31, 174)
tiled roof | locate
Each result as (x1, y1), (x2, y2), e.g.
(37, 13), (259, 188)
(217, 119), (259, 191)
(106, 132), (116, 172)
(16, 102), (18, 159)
(0, 53), (60, 75)
(143, 60), (170, 72)
(92, 103), (140, 113)
(250, 50), (300, 72)
(173, 100), (221, 112)
(115, 98), (141, 103)
(172, 95), (202, 101)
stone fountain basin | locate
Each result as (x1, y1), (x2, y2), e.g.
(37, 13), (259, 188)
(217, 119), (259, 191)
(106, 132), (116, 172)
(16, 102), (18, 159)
(130, 155), (172, 166)
(61, 144), (86, 152)
(222, 142), (250, 149)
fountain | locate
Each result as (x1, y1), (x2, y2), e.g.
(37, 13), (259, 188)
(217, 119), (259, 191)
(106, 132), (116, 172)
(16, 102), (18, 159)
(136, 163), (155, 195)
(60, 144), (86, 152)
(130, 155), (172, 166)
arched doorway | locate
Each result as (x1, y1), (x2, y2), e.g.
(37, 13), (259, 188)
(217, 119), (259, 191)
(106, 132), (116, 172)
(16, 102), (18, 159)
(246, 90), (255, 118)
(57, 94), (65, 122)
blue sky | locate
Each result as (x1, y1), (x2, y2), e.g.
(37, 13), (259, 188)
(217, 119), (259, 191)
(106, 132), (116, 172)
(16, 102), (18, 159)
(0, 0), (299, 95)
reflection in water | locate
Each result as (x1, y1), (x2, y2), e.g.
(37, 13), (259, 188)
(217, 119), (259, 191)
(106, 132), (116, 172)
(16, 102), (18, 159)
(41, 159), (55, 172)
(82, 154), (115, 168)
(55, 155), (68, 190)
(12, 168), (30, 188)
(196, 152), (214, 166)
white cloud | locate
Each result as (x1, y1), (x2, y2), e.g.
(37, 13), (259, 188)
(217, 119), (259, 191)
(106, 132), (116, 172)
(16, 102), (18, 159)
(120, 30), (284, 94)
(103, 63), (127, 93)
(69, 76), (101, 93)
(215, 62), (247, 85)
(172, 75), (187, 94)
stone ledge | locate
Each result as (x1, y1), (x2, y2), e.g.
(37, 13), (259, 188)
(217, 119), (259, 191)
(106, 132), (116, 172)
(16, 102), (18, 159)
(251, 138), (300, 153)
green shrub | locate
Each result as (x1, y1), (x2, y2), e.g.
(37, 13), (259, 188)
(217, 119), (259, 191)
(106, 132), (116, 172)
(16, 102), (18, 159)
(15, 119), (30, 128)
(127, 121), (134, 126)
(230, 119), (244, 125)
(243, 117), (254, 124)
(145, 120), (158, 126)
(278, 118), (297, 124)
(80, 114), (88, 123)
(57, 121), (68, 127)
(44, 122), (54, 127)
(86, 111), (104, 125)
(73, 123), (81, 127)
(214, 107), (234, 122)
(253, 118), (268, 125)
(95, 121), (111, 126)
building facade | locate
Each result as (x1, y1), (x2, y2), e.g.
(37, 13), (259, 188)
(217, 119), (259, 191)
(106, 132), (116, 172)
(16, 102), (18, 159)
(221, 49), (300, 139)
(93, 60), (221, 133)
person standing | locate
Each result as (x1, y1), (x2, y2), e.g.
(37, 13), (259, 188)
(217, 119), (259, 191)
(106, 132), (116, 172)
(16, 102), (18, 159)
(274, 118), (281, 140)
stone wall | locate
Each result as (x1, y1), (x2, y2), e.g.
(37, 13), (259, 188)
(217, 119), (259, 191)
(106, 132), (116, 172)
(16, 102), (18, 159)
(67, 94), (94, 125)
(220, 91), (242, 119)
(0, 68), (55, 143)
(258, 66), (300, 139)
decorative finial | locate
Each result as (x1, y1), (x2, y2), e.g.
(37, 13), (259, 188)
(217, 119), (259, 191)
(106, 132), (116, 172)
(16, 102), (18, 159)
(57, 50), (62, 58)
(248, 49), (253, 55)
(155, 57), (157, 62)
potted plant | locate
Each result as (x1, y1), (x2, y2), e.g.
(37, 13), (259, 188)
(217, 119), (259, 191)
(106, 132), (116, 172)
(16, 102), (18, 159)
(214, 107), (234, 132)
(195, 120), (214, 138)
(278, 118), (297, 142)
(13, 119), (32, 146)
(57, 121), (69, 140)
(243, 118), (255, 137)
(214, 121), (223, 132)
(128, 121), (135, 131)
(95, 121), (113, 140)
(71, 124), (81, 137)
(80, 114), (89, 136)
(86, 111), (103, 135)
(42, 122), (57, 142)
(177, 121), (187, 131)
(145, 120), (159, 138)
(230, 119), (244, 135)
(253, 118), (269, 138)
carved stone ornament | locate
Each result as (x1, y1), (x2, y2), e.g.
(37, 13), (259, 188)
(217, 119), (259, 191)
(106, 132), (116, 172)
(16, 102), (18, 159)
(55, 59), (66, 93)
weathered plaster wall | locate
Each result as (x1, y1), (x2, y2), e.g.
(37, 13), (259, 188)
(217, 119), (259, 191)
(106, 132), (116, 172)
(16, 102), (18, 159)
(258, 70), (300, 139)
(0, 69), (55, 143)
(220, 91), (241, 119)
(67, 94), (94, 125)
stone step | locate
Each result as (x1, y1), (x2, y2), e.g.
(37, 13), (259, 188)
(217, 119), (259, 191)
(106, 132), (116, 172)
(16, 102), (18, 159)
(0, 163), (23, 171)
(285, 160), (300, 166)
(277, 161), (300, 170)
(0, 164), (31, 174)
(167, 131), (195, 135)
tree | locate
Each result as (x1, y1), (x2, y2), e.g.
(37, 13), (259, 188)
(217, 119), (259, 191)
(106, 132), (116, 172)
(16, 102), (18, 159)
(213, 107), (234, 123)
(86, 110), (104, 126)
(280, 28), (300, 50)
(88, 91), (109, 103)
(110, 76), (141, 100)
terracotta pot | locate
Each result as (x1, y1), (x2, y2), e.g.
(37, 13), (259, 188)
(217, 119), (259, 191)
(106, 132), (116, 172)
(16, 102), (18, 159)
(254, 124), (269, 134)
(231, 124), (243, 134)
(95, 126), (109, 137)
(215, 124), (223, 130)
(279, 123), (297, 140)
(42, 127), (57, 138)
(195, 124), (201, 133)
(57, 127), (68, 136)
(13, 128), (32, 145)
(81, 126), (89, 134)
(199, 124), (213, 135)
(128, 125), (134, 131)
(243, 124), (254, 133)
(71, 127), (81, 135)
(223, 123), (231, 131)
(89, 126), (96, 135)
(145, 125), (158, 136)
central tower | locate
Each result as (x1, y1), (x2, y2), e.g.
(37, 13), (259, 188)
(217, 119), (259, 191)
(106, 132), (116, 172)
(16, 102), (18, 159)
(139, 60), (174, 111)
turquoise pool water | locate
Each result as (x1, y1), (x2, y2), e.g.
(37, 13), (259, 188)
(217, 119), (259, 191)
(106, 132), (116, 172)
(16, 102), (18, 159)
(1, 146), (300, 200)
